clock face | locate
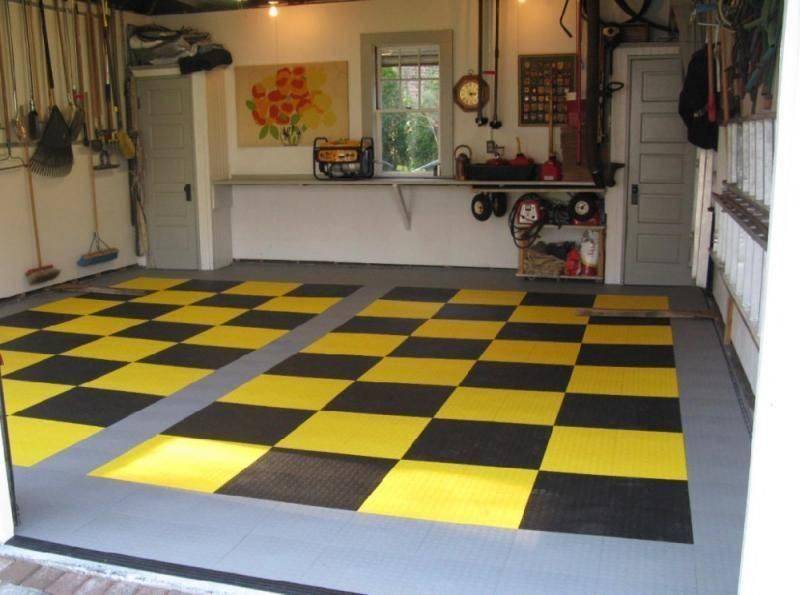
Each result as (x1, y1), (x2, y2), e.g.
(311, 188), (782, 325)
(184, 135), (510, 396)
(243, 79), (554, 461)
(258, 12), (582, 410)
(459, 80), (481, 107)
(454, 75), (487, 112)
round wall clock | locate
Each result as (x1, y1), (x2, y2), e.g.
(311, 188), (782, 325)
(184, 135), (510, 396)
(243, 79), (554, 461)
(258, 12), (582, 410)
(454, 73), (489, 112)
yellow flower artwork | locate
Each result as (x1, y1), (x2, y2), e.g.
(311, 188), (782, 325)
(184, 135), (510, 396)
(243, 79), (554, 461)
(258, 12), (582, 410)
(235, 62), (349, 147)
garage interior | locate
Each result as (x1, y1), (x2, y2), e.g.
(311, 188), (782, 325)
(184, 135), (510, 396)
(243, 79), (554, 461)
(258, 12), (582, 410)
(0, 0), (794, 593)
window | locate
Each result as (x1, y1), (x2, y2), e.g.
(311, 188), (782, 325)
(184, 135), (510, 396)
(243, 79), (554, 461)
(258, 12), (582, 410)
(361, 31), (453, 178)
(376, 46), (441, 176)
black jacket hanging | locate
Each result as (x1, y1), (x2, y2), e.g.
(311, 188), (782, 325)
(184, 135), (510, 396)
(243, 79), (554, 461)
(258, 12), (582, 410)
(679, 46), (718, 150)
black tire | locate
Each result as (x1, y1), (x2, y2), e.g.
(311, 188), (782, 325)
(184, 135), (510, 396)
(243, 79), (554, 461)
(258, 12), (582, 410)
(491, 193), (508, 217)
(471, 193), (492, 221)
(569, 193), (599, 222)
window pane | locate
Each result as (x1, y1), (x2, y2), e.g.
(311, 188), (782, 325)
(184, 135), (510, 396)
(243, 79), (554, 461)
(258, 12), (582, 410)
(381, 65), (399, 79)
(420, 64), (439, 79)
(380, 112), (440, 174)
(421, 80), (439, 109)
(401, 80), (420, 109)
(381, 78), (402, 109)
(401, 64), (419, 79)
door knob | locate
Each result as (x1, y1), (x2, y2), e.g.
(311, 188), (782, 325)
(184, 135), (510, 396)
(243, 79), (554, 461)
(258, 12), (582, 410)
(184, 184), (192, 202)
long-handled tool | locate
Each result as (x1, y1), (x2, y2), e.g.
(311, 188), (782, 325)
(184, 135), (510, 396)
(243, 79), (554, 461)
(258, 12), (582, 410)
(0, 5), (24, 170)
(77, 2), (118, 266)
(56, 0), (84, 140)
(23, 137), (60, 284)
(475, 0), (488, 127)
(30, 0), (74, 177)
(101, 0), (133, 159)
(1, 0), (26, 146)
(21, 0), (41, 140)
(488, 0), (502, 129)
(540, 81), (563, 181)
(71, 0), (88, 143)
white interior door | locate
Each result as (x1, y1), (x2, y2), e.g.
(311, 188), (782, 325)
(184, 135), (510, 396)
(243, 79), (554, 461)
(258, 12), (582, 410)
(138, 76), (199, 270)
(624, 56), (695, 285)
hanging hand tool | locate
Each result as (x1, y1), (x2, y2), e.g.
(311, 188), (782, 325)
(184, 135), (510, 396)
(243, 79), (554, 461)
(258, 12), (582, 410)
(103, 0), (134, 158)
(29, 0), (74, 177)
(475, 0), (488, 127)
(488, 0), (502, 129)
(539, 81), (563, 181)
(21, 0), (41, 140)
(85, 0), (102, 142)
(71, 0), (88, 143)
(1, 0), (26, 146)
(0, 5), (24, 170)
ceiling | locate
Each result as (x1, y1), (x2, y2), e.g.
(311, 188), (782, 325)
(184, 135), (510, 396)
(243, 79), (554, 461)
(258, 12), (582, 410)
(113, 0), (359, 16)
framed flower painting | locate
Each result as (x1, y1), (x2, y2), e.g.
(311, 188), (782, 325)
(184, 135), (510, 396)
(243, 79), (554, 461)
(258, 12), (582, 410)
(235, 61), (349, 147)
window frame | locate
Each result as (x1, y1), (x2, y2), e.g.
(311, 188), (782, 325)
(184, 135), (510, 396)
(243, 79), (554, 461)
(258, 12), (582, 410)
(361, 30), (454, 178)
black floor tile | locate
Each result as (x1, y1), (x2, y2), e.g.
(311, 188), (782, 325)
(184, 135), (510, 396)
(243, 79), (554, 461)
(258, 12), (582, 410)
(521, 471), (693, 543)
(171, 279), (240, 292)
(381, 287), (458, 302)
(390, 337), (490, 360)
(556, 394), (683, 432)
(462, 361), (573, 392)
(268, 353), (381, 380)
(0, 331), (98, 354)
(286, 284), (360, 298)
(405, 419), (552, 469)
(522, 293), (596, 307)
(434, 304), (515, 322)
(94, 302), (180, 320)
(218, 448), (395, 510)
(226, 310), (314, 330)
(325, 382), (453, 417)
(194, 294), (269, 309)
(588, 316), (671, 326)
(7, 355), (125, 385)
(0, 311), (76, 329)
(336, 316), (424, 336)
(165, 403), (312, 446)
(577, 344), (676, 367)
(114, 321), (210, 342)
(16, 387), (160, 427)
(497, 322), (585, 343)
(141, 344), (250, 369)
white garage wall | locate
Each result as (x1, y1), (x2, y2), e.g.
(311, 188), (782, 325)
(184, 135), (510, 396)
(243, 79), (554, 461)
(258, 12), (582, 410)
(0, 2), (147, 300)
(152, 0), (633, 272)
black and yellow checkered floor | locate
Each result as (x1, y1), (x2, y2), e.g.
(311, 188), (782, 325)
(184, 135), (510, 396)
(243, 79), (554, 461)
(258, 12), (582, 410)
(19, 280), (694, 544)
(0, 277), (360, 467)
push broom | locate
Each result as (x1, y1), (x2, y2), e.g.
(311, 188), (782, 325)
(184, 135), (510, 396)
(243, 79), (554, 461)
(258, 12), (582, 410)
(29, 0), (73, 177)
(0, 6), (59, 284)
(78, 0), (117, 267)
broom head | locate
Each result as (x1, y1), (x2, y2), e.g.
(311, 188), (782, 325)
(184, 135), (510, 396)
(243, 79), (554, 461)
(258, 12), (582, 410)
(30, 106), (74, 177)
(78, 248), (119, 267)
(25, 264), (60, 285)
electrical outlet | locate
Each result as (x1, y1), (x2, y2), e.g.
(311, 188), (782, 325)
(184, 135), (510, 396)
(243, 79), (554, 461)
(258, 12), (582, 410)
(486, 140), (496, 153)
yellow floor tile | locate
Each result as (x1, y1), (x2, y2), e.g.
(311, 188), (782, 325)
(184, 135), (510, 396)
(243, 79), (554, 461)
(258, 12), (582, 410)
(257, 296), (340, 314)
(303, 333), (406, 357)
(184, 326), (286, 350)
(277, 410), (429, 459)
(480, 340), (580, 366)
(360, 460), (537, 529)
(114, 277), (188, 291)
(155, 305), (246, 326)
(582, 324), (673, 346)
(593, 294), (670, 310)
(450, 289), (526, 306)
(33, 297), (121, 316)
(91, 435), (269, 493)
(8, 416), (102, 467)
(47, 315), (144, 337)
(412, 319), (504, 340)
(541, 426), (687, 480)
(220, 374), (351, 410)
(358, 299), (443, 320)
(509, 306), (589, 325)
(567, 365), (679, 398)
(0, 350), (50, 374)
(0, 326), (36, 345)
(132, 290), (215, 306)
(359, 357), (474, 387)
(224, 281), (300, 297)
(436, 387), (564, 426)
(83, 363), (211, 396)
(65, 337), (174, 362)
(2, 380), (72, 414)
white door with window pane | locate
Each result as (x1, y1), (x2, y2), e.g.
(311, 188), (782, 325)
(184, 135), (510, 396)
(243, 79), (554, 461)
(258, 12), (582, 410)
(376, 46), (441, 176)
